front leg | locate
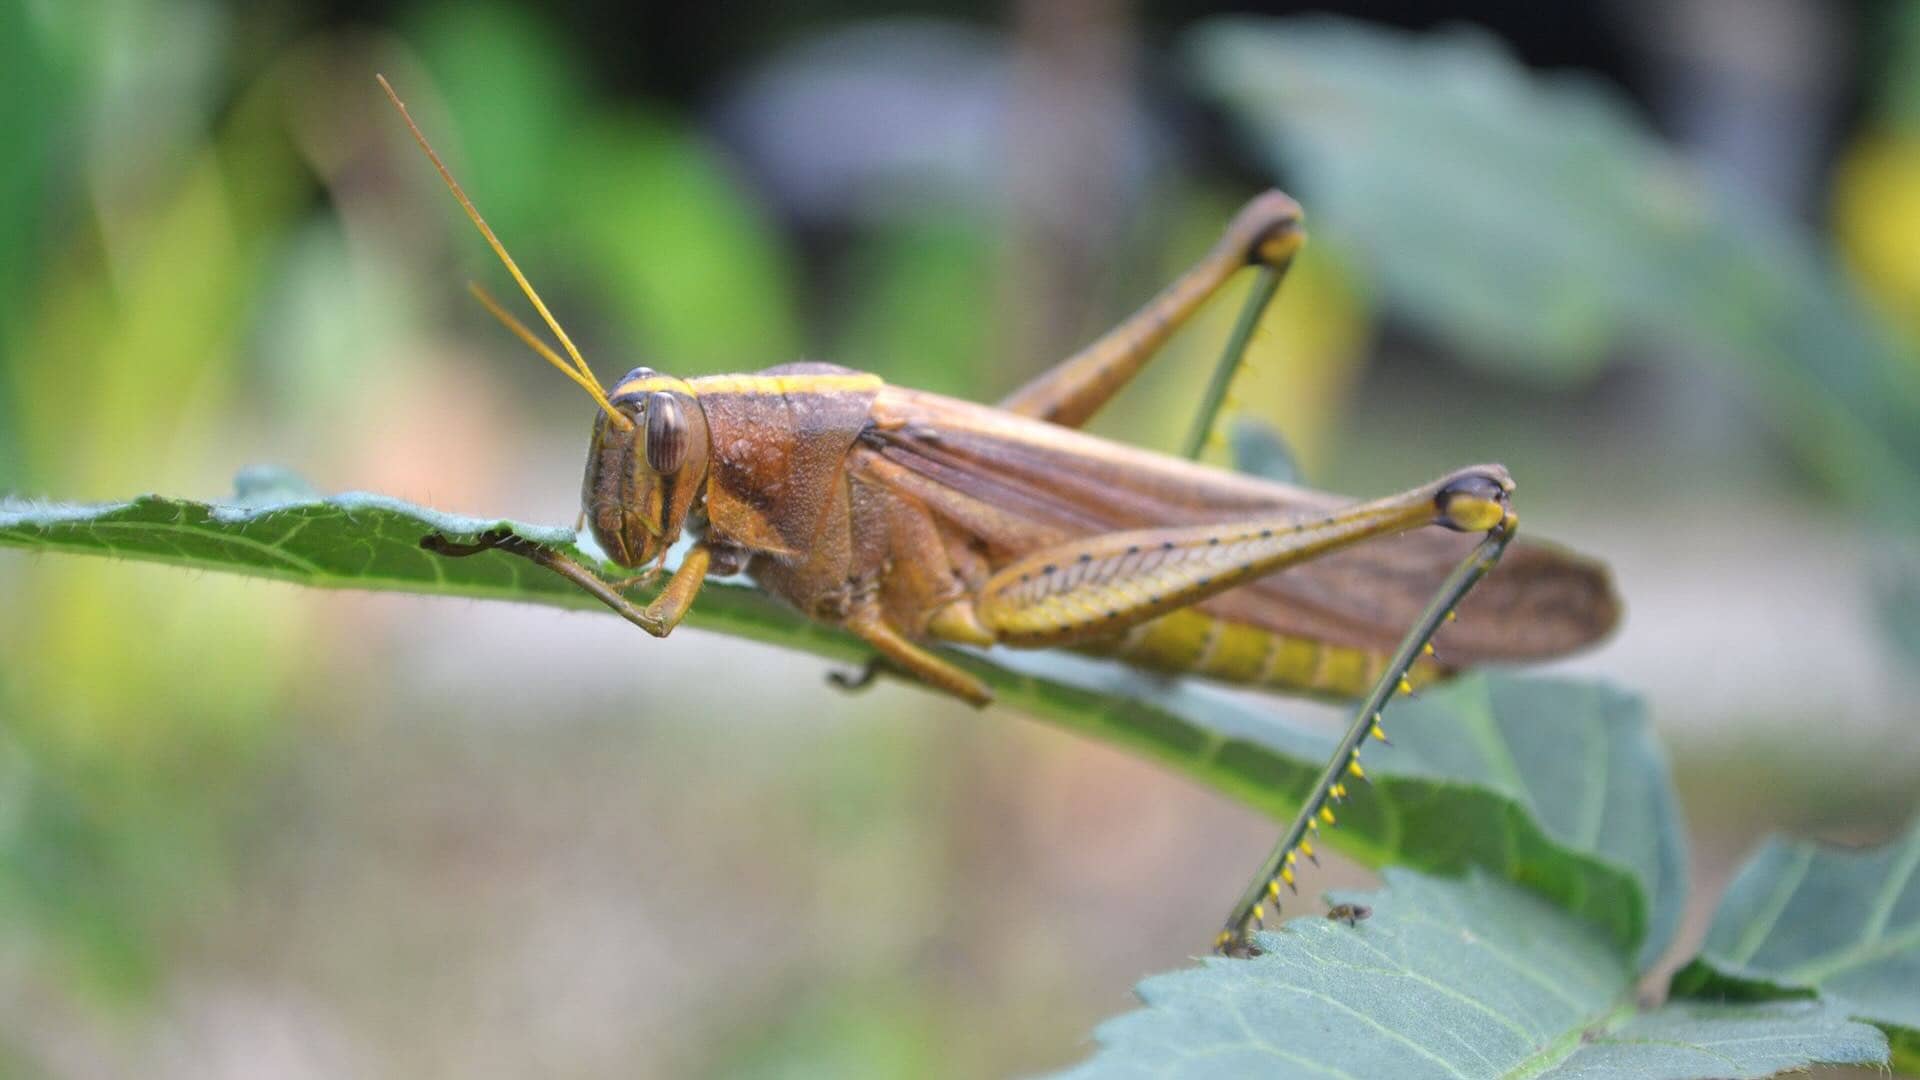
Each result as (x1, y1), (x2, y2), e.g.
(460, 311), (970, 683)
(422, 529), (710, 637)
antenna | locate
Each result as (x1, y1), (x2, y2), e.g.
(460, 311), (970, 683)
(376, 74), (630, 429)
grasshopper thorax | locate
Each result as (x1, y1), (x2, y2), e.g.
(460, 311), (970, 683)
(584, 367), (712, 568)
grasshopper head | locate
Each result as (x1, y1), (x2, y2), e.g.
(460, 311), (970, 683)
(583, 368), (712, 568)
(373, 78), (715, 571)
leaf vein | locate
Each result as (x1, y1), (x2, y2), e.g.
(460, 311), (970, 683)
(1727, 846), (1814, 966)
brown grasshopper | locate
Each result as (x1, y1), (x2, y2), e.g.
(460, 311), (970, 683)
(379, 78), (1616, 951)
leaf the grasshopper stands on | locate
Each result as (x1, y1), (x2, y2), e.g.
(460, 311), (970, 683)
(3, 474), (1678, 961)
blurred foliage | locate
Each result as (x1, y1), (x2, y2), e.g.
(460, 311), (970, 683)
(0, 0), (60, 483)
(1837, 3), (1920, 348)
(1879, 555), (1920, 668)
(1190, 17), (1920, 522)
(1, 0), (316, 1004)
(404, 1), (802, 373)
(1674, 818), (1920, 1072)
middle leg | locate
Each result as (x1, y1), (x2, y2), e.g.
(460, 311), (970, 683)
(831, 474), (997, 707)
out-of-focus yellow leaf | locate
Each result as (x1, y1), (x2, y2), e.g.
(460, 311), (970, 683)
(1833, 132), (1920, 352)
(1218, 241), (1369, 480)
(13, 147), (302, 754)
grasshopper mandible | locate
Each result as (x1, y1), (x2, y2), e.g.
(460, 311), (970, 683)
(378, 78), (1616, 952)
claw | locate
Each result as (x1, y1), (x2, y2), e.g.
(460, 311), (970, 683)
(606, 563), (665, 592)
(828, 656), (886, 694)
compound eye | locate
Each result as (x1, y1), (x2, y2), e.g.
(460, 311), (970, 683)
(643, 392), (688, 474)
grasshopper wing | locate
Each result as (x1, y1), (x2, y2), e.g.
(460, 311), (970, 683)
(868, 387), (1618, 663)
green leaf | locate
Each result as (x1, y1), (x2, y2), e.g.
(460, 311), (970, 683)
(1, 476), (1676, 960)
(1230, 418), (1303, 486)
(1186, 16), (1920, 519)
(1012, 653), (1686, 968)
(1359, 675), (1688, 970)
(0, 0), (66, 485)
(0, 728), (159, 996)
(405, 0), (585, 239)
(1671, 817), (1920, 1072)
(832, 212), (998, 398)
(557, 115), (801, 373)
(1057, 870), (1887, 1080)
(402, 0), (799, 375)
(1874, 547), (1920, 668)
(0, 482), (871, 667)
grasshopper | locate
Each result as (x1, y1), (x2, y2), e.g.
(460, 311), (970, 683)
(379, 78), (1616, 952)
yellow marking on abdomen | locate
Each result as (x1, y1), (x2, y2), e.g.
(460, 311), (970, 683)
(1113, 609), (1212, 671)
(1078, 609), (1448, 699)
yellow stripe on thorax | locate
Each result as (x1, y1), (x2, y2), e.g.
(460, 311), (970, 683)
(685, 373), (883, 397)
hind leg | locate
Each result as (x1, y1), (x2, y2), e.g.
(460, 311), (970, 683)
(997, 191), (1303, 431)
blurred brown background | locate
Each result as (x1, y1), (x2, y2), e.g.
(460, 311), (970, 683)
(1, 0), (1917, 1076)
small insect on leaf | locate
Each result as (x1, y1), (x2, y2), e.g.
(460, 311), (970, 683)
(1327, 902), (1372, 928)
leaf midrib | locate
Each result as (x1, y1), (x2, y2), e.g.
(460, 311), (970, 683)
(1498, 1001), (1635, 1080)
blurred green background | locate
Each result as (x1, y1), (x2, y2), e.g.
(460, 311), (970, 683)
(2, 1), (1918, 1076)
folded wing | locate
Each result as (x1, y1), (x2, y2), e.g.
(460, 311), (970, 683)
(868, 386), (1619, 663)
